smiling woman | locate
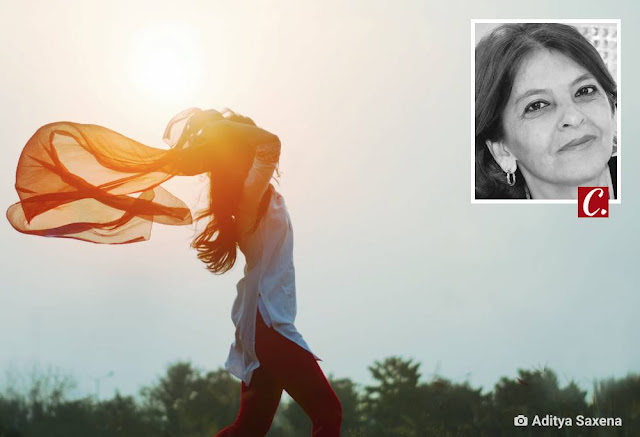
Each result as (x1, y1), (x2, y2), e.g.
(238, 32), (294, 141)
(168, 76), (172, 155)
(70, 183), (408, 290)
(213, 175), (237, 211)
(128, 22), (204, 102)
(474, 22), (619, 200)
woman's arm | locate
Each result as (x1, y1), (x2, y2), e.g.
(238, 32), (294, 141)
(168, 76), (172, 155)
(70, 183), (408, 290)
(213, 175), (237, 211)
(175, 117), (279, 176)
(196, 119), (279, 157)
(237, 140), (281, 216)
(191, 116), (281, 215)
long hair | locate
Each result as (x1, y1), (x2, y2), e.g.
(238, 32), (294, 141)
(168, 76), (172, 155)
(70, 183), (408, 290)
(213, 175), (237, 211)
(185, 109), (278, 274)
(475, 23), (617, 199)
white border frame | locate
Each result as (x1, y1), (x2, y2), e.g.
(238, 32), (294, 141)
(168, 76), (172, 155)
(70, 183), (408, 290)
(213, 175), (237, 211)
(470, 19), (621, 205)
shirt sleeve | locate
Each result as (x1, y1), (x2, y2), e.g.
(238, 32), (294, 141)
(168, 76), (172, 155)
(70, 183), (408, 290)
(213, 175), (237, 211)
(237, 141), (281, 217)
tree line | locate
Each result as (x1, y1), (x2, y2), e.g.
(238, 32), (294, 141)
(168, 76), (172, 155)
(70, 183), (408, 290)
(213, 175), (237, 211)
(0, 356), (638, 436)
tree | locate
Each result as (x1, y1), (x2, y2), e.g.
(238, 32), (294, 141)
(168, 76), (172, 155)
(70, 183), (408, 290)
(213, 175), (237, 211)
(414, 377), (491, 437)
(2, 359), (639, 436)
(592, 374), (640, 436)
(88, 392), (161, 437)
(491, 367), (590, 436)
(361, 356), (423, 437)
(140, 361), (242, 436)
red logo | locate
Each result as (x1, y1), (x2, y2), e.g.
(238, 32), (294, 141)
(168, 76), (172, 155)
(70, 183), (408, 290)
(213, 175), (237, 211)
(578, 187), (609, 218)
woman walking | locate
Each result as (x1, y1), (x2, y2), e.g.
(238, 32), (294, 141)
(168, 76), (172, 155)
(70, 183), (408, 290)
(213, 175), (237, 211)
(6, 108), (342, 436)
(186, 109), (344, 436)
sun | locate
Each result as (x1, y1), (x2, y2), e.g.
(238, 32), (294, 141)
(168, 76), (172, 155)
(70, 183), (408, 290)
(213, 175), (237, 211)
(128, 21), (204, 102)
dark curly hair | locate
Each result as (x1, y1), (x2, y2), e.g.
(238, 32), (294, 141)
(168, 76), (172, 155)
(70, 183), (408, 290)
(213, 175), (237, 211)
(475, 23), (617, 199)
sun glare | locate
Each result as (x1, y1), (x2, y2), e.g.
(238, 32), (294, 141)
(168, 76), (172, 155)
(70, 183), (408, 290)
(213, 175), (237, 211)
(128, 22), (204, 102)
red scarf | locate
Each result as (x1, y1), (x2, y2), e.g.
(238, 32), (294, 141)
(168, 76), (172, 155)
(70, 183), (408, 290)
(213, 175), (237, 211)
(6, 108), (206, 244)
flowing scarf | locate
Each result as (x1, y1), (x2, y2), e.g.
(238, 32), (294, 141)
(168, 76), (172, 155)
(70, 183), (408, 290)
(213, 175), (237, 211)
(6, 108), (211, 244)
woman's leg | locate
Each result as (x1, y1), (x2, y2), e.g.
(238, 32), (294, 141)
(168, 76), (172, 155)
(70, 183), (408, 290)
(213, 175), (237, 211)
(255, 312), (343, 436)
(215, 354), (283, 436)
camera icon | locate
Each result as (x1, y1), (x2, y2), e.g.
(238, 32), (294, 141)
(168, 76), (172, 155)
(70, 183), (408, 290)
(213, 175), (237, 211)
(514, 415), (528, 427)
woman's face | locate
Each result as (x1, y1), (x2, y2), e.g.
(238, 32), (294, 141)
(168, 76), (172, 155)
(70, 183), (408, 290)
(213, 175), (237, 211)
(500, 49), (615, 187)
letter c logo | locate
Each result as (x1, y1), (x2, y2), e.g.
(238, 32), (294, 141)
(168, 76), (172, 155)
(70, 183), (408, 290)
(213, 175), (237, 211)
(582, 188), (605, 217)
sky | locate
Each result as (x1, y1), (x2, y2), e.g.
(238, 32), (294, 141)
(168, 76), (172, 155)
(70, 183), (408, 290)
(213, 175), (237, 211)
(1, 0), (639, 405)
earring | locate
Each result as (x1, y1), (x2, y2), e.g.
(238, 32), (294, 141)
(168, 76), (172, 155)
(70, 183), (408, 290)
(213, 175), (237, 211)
(506, 171), (516, 186)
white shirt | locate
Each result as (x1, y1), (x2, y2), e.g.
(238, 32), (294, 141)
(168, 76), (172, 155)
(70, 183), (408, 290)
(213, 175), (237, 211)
(224, 142), (321, 386)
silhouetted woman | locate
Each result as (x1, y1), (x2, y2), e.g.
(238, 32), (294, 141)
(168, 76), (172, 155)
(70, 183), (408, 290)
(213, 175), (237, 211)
(6, 107), (343, 436)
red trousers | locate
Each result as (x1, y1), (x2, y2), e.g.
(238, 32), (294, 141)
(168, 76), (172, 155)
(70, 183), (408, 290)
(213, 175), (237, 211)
(215, 310), (342, 436)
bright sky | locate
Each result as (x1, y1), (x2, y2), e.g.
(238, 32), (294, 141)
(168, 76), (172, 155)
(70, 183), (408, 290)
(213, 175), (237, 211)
(1, 0), (639, 404)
